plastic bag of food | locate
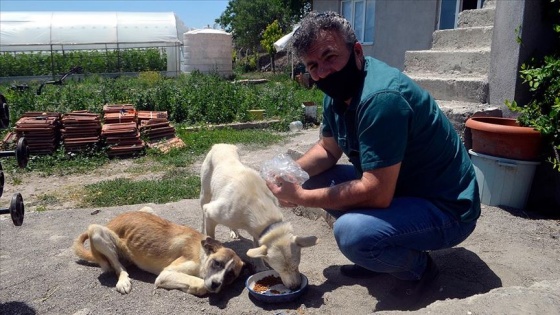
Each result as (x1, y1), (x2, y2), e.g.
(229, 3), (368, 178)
(261, 153), (309, 185)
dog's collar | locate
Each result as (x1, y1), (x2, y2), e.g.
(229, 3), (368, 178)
(258, 221), (286, 239)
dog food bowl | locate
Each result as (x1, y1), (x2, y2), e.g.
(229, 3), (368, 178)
(246, 270), (308, 303)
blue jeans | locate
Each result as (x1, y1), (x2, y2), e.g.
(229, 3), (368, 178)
(303, 165), (476, 281)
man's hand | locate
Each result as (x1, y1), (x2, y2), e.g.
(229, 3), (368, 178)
(265, 177), (299, 208)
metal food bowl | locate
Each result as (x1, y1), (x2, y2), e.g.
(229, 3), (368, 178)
(245, 270), (308, 303)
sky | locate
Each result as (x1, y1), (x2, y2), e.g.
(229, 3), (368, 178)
(0, 0), (230, 30)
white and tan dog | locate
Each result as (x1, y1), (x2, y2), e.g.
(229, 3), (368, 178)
(73, 207), (245, 296)
(200, 143), (318, 290)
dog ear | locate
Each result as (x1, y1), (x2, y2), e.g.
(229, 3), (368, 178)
(201, 237), (223, 254)
(246, 245), (268, 258)
(240, 259), (257, 278)
(295, 235), (319, 248)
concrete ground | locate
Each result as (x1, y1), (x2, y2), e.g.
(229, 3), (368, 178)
(1, 199), (559, 315)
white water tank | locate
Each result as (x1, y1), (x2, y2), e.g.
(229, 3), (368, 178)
(183, 29), (232, 77)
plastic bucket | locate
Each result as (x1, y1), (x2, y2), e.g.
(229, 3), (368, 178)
(469, 149), (539, 209)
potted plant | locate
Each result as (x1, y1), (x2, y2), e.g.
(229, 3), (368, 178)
(504, 6), (560, 172)
(465, 116), (543, 161)
(465, 0), (559, 210)
(504, 0), (560, 209)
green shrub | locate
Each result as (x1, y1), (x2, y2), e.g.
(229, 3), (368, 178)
(0, 48), (167, 77)
(506, 0), (560, 171)
(1, 70), (323, 130)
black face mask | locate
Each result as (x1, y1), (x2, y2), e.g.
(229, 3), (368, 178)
(315, 50), (364, 102)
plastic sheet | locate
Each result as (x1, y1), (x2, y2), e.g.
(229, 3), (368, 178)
(261, 153), (309, 185)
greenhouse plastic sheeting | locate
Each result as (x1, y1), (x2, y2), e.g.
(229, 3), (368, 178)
(0, 11), (188, 52)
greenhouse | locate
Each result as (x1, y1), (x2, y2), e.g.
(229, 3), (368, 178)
(0, 11), (189, 78)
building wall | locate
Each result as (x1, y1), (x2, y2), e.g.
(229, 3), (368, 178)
(312, 0), (438, 69)
(489, 0), (557, 113)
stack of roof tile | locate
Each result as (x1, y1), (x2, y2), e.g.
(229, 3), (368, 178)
(14, 112), (62, 154)
(100, 104), (144, 157)
(101, 121), (144, 157)
(138, 110), (185, 152)
(103, 104), (137, 124)
(137, 110), (168, 124)
(146, 136), (186, 153)
(1, 131), (17, 150)
(61, 111), (102, 153)
(138, 111), (175, 142)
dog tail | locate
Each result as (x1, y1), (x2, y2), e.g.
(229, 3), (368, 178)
(72, 232), (97, 263)
(138, 206), (154, 213)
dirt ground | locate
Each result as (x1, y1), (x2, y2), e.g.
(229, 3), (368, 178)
(1, 127), (560, 315)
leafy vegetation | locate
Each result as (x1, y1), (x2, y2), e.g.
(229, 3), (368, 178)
(0, 1), (323, 210)
(506, 0), (560, 171)
(217, 0), (311, 67)
(1, 71), (322, 128)
(0, 71), (322, 209)
(261, 20), (285, 73)
(0, 48), (167, 77)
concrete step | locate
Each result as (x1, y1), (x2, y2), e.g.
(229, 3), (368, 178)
(436, 100), (499, 136)
(483, 0), (496, 9)
(406, 73), (489, 103)
(458, 8), (496, 28)
(404, 49), (491, 76)
(432, 26), (494, 50)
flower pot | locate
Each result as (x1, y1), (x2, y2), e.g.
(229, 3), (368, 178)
(465, 117), (542, 161)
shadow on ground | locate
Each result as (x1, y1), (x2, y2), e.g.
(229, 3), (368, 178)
(0, 301), (37, 315)
(244, 246), (502, 313)
(374, 247), (501, 312)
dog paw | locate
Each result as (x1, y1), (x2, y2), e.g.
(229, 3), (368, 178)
(116, 278), (132, 294)
(187, 286), (208, 296)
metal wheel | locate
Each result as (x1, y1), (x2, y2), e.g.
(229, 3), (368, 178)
(10, 192), (24, 226)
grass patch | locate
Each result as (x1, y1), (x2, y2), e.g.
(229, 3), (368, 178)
(2, 147), (110, 176)
(81, 169), (200, 207)
(79, 127), (289, 208)
(34, 194), (60, 212)
(3, 127), (292, 209)
(38, 194), (59, 204)
(147, 127), (287, 168)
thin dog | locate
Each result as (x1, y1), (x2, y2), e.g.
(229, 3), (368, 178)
(200, 143), (318, 290)
(73, 207), (245, 296)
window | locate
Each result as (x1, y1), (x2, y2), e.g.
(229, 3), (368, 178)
(341, 0), (375, 44)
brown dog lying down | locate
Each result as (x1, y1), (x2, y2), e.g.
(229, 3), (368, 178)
(73, 207), (245, 296)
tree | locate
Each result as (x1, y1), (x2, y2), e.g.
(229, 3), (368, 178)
(261, 20), (284, 73)
(216, 0), (310, 54)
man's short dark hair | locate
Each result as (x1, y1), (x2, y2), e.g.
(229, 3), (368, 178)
(291, 11), (357, 59)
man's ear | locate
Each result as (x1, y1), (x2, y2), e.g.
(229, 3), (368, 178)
(353, 42), (363, 55)
(353, 42), (364, 65)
